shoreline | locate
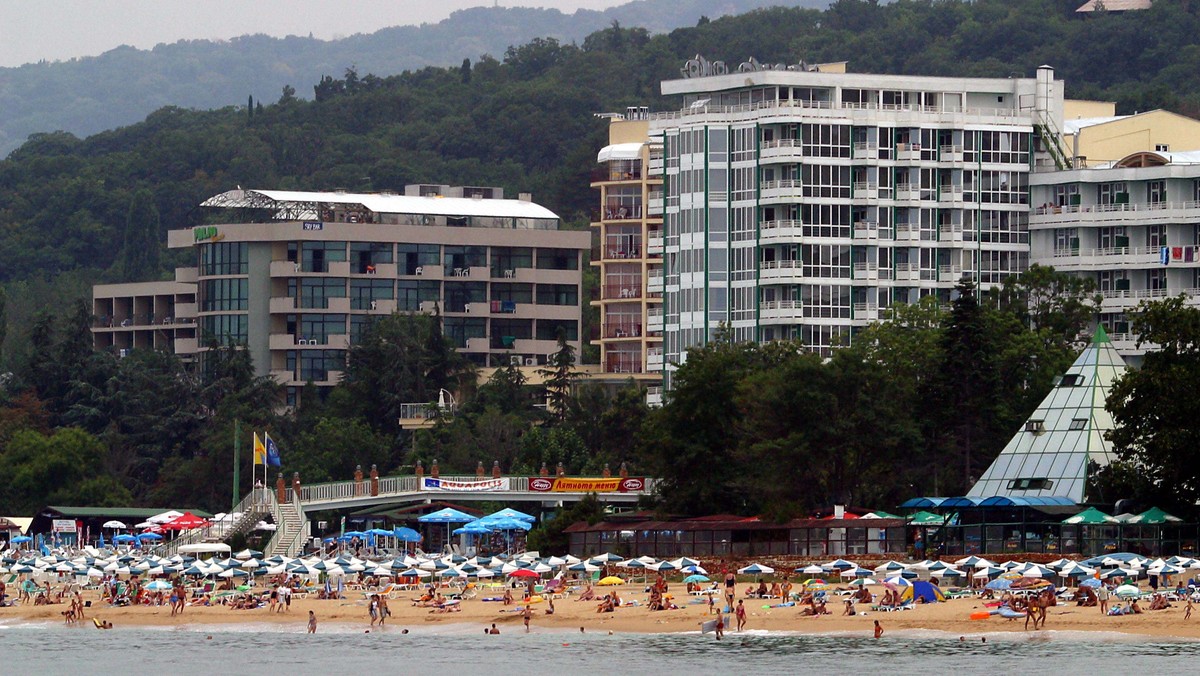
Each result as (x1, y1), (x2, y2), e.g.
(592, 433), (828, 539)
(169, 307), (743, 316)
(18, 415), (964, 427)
(5, 589), (1200, 640)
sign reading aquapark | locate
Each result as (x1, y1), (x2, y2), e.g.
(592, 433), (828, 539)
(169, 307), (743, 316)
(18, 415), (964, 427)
(528, 477), (646, 493)
(419, 477), (509, 492)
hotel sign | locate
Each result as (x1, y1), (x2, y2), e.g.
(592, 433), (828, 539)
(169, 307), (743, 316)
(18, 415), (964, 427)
(681, 54), (820, 79)
(419, 477), (510, 492)
(528, 477), (647, 493)
(193, 226), (224, 242)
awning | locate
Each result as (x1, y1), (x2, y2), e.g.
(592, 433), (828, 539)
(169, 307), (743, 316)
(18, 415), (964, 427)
(899, 497), (947, 509)
(597, 142), (644, 163)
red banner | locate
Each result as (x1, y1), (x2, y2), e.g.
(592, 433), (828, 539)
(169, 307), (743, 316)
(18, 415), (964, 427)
(528, 477), (646, 493)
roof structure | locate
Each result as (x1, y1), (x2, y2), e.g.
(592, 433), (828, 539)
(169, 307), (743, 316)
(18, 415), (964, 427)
(41, 506), (214, 519)
(597, 142), (645, 163)
(1063, 115), (1128, 134)
(201, 188), (559, 222)
(1076, 0), (1152, 12)
(967, 326), (1127, 503)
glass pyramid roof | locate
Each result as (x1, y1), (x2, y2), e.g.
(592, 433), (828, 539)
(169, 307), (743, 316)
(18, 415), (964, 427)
(967, 326), (1126, 503)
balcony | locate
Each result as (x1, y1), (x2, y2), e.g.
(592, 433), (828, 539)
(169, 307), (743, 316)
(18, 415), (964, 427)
(893, 263), (920, 282)
(939, 184), (965, 204)
(647, 231), (664, 256)
(852, 182), (879, 200)
(646, 271), (663, 293)
(174, 302), (198, 319)
(894, 183), (920, 201)
(759, 139), (803, 163)
(270, 260), (299, 277)
(760, 259), (802, 281)
(760, 180), (804, 202)
(174, 336), (199, 354)
(603, 322), (642, 339)
(852, 142), (879, 160)
(1098, 286), (1183, 309)
(895, 143), (922, 162)
(1048, 246), (1163, 271)
(938, 264), (964, 282)
(852, 261), (879, 280)
(596, 204), (644, 222)
(606, 355), (643, 374)
(939, 223), (964, 242)
(853, 221), (879, 241)
(759, 299), (803, 322)
(853, 302), (880, 321)
(1030, 200), (1200, 228)
(939, 145), (965, 164)
(646, 308), (664, 332)
(590, 167), (643, 183)
(270, 297), (296, 313)
(893, 224), (919, 243)
(175, 267), (198, 283)
(352, 262), (397, 277)
(599, 242), (643, 261)
(759, 220), (805, 244)
(646, 386), (663, 408)
(646, 347), (664, 370)
(603, 284), (642, 300)
(648, 193), (664, 216)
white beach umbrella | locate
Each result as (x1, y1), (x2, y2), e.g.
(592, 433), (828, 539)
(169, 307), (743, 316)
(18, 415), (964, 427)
(801, 564), (825, 575)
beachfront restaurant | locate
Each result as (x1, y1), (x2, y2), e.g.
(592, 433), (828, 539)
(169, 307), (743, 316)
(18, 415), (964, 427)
(901, 497), (1198, 558)
(565, 515), (908, 559)
(28, 506), (214, 546)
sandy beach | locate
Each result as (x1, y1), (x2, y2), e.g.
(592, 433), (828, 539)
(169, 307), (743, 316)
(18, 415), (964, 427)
(6, 584), (1200, 640)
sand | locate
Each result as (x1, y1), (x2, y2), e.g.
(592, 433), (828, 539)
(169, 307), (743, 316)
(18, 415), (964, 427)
(5, 585), (1200, 639)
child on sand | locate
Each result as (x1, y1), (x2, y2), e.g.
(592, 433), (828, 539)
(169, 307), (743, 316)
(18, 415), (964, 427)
(874, 620), (883, 639)
(308, 611), (317, 633)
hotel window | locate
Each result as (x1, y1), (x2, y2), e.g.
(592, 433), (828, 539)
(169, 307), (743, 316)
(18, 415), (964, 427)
(299, 277), (347, 309)
(536, 249), (579, 270)
(299, 314), (347, 342)
(200, 278), (248, 311)
(349, 279), (394, 310)
(1054, 228), (1079, 254)
(350, 314), (377, 343)
(1147, 180), (1166, 204)
(491, 247), (533, 276)
(801, 284), (851, 319)
(442, 317), (487, 348)
(800, 123), (851, 158)
(1147, 269), (1167, 291)
(444, 281), (487, 313)
(200, 314), (247, 346)
(300, 241), (346, 273)
(1053, 184), (1080, 207)
(979, 131), (1029, 165)
(490, 318), (532, 348)
(199, 242), (248, 276)
(298, 350), (344, 382)
(799, 204), (851, 239)
(1098, 271), (1128, 292)
(398, 244), (440, 275)
(443, 246), (487, 276)
(1068, 418), (1088, 431)
(1147, 224), (1167, 248)
(491, 283), (533, 305)
(801, 163), (851, 198)
(1098, 226), (1127, 249)
(396, 280), (440, 311)
(1098, 183), (1128, 206)
(799, 324), (850, 356)
(536, 284), (578, 306)
(350, 242), (393, 273)
(802, 245), (851, 279)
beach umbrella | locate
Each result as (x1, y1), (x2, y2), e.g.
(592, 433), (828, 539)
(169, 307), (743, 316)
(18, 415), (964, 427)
(398, 568), (431, 578)
(984, 578), (1012, 591)
(973, 566), (1004, 579)
(824, 558), (856, 570)
(1079, 578), (1102, 588)
(646, 560), (679, 572)
(672, 557), (702, 568)
(218, 569), (250, 578)
(955, 555), (986, 567)
(509, 568), (539, 579)
(683, 574), (710, 583)
(589, 553), (624, 564)
(1126, 507), (1183, 525)
(931, 567), (965, 579)
(1102, 568), (1135, 580)
(392, 527), (422, 543)
(102, 520), (127, 529)
(145, 580), (172, 591)
(148, 510), (184, 524)
(849, 578), (877, 587)
(162, 512), (211, 531)
(1023, 565), (1055, 579)
(597, 576), (624, 586)
(137, 533), (162, 541)
(11, 536), (32, 544)
(1062, 507), (1118, 525)
(481, 507), (537, 523)
(568, 562), (601, 573)
(738, 563), (775, 575)
(797, 564), (825, 575)
(234, 549), (262, 559)
(1114, 584), (1141, 598)
(417, 508), (476, 524)
(682, 565), (709, 575)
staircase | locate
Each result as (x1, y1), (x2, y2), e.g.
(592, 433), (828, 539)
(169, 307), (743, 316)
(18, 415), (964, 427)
(155, 488), (272, 557)
(1035, 111), (1073, 170)
(264, 491), (309, 558)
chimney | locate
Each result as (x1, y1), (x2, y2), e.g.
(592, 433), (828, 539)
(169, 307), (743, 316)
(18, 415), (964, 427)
(518, 192), (532, 202)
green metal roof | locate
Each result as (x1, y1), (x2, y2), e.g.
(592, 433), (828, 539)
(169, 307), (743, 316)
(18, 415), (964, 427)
(44, 506), (214, 518)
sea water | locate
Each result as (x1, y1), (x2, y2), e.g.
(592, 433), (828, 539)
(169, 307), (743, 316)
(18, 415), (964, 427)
(2, 621), (1198, 675)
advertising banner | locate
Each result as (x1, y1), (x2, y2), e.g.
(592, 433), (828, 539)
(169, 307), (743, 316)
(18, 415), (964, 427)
(52, 519), (77, 533)
(527, 477), (647, 493)
(420, 477), (510, 492)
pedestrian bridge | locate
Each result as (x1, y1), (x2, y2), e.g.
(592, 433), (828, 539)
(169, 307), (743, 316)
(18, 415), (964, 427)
(158, 475), (656, 559)
(297, 474), (656, 512)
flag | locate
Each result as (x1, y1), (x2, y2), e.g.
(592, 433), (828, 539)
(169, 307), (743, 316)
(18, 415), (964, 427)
(253, 432), (266, 466)
(265, 433), (282, 467)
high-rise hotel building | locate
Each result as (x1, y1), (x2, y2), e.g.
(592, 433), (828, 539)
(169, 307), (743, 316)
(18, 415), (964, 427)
(648, 61), (1065, 386)
(94, 185), (588, 406)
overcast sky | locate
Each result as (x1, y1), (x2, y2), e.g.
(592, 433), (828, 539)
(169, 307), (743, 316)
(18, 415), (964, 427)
(0, 1), (626, 68)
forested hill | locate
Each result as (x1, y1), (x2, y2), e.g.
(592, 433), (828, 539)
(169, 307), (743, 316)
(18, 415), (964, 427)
(4, 1), (1200, 362)
(0, 0), (829, 157)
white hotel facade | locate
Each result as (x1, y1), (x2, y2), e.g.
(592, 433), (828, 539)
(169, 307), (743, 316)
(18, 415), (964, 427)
(647, 62), (1066, 386)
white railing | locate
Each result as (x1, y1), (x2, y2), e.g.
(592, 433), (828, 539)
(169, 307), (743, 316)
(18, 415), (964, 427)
(1034, 200), (1200, 216)
(155, 488), (271, 557)
(761, 260), (802, 270)
(647, 98), (1027, 122)
(761, 300), (802, 310)
(1052, 246), (1163, 259)
(1100, 287), (1180, 301)
(939, 264), (963, 278)
(852, 182), (879, 192)
(761, 219), (802, 230)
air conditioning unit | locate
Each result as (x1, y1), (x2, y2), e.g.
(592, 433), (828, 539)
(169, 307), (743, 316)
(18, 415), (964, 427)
(118, 348), (129, 358)
(525, 358), (536, 366)
(546, 352), (558, 363)
(510, 355), (523, 366)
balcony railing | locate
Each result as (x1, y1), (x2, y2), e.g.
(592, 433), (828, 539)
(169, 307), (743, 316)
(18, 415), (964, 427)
(603, 322), (643, 339)
(606, 356), (643, 374)
(596, 205), (644, 221)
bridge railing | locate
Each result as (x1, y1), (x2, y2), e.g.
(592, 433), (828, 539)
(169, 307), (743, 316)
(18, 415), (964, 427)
(298, 474), (657, 505)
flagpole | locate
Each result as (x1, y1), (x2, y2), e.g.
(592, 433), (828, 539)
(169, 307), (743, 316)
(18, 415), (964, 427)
(232, 419), (241, 513)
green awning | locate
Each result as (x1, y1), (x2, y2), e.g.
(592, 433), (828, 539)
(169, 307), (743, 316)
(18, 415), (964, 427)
(908, 510), (946, 525)
(1125, 506), (1182, 525)
(1062, 507), (1118, 524)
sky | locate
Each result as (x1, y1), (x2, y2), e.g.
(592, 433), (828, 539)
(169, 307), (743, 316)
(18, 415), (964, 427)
(0, 0), (627, 68)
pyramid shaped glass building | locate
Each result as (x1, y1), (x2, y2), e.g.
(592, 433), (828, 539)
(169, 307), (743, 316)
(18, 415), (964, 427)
(966, 326), (1127, 503)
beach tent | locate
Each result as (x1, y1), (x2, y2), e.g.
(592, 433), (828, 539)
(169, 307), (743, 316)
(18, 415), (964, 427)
(901, 580), (945, 603)
(1062, 507), (1119, 524)
(908, 511), (945, 525)
(1126, 507), (1183, 524)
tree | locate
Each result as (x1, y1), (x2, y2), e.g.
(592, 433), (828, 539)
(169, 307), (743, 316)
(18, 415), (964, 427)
(0, 286), (7, 363)
(526, 492), (604, 553)
(460, 58), (472, 84)
(536, 327), (578, 425)
(121, 189), (161, 282)
(1106, 296), (1200, 509)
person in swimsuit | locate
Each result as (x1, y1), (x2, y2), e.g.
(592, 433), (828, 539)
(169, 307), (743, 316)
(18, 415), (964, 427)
(735, 600), (747, 631)
(308, 611), (317, 633)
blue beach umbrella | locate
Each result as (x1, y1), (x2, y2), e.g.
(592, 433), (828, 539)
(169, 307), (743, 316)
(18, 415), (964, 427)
(683, 574), (710, 583)
(393, 527), (422, 542)
(11, 536), (32, 544)
(984, 578), (1011, 591)
(137, 533), (163, 541)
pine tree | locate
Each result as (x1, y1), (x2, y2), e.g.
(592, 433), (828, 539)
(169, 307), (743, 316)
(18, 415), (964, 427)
(122, 189), (160, 281)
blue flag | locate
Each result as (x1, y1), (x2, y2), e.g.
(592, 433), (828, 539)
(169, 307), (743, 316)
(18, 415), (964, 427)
(265, 433), (282, 467)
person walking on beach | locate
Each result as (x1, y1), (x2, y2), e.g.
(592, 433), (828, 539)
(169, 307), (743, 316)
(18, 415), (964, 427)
(1097, 584), (1109, 615)
(714, 613), (724, 640)
(378, 594), (389, 625)
(735, 599), (747, 631)
(873, 620), (883, 639)
(523, 604), (532, 633)
(368, 594), (380, 627)
(278, 584), (291, 613)
(308, 610), (317, 633)
(1186, 596), (1193, 620)
(724, 570), (736, 612)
